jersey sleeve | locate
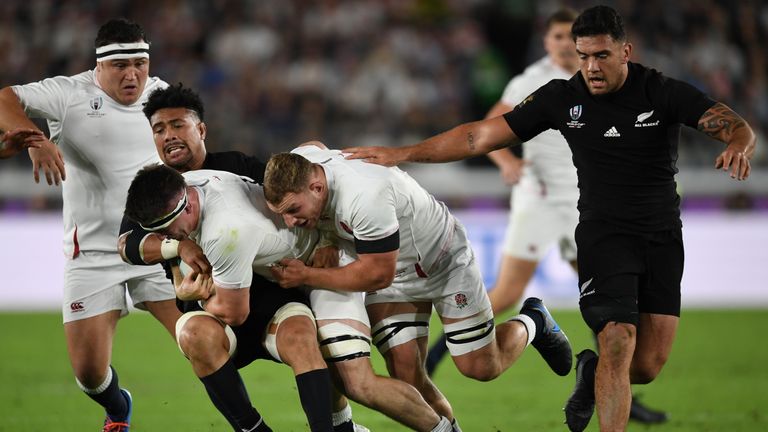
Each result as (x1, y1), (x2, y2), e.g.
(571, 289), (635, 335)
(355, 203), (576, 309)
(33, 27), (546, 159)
(12, 75), (74, 121)
(502, 83), (558, 142)
(658, 76), (717, 128)
(349, 182), (400, 254)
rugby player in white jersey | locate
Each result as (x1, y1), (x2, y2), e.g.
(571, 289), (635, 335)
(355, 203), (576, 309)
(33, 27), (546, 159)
(424, 9), (668, 423)
(263, 144), (573, 426)
(0, 19), (178, 431)
(125, 164), (340, 431)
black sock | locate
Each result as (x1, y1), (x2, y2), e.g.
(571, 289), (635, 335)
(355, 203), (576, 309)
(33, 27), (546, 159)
(295, 368), (334, 432)
(83, 365), (128, 420)
(425, 332), (449, 374)
(520, 309), (545, 340)
(200, 360), (271, 431)
(333, 420), (355, 432)
(582, 354), (598, 396)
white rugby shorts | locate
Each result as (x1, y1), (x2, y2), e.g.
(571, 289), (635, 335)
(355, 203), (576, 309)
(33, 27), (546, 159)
(365, 221), (492, 320)
(503, 187), (578, 262)
(62, 251), (174, 323)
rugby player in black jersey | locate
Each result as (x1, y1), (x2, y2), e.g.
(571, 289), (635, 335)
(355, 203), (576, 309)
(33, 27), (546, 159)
(344, 6), (756, 432)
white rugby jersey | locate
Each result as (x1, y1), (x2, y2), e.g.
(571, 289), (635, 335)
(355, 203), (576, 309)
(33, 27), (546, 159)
(500, 56), (578, 202)
(294, 145), (455, 278)
(13, 71), (166, 257)
(183, 170), (318, 289)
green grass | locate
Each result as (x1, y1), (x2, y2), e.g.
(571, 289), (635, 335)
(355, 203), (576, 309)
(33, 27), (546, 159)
(1, 310), (767, 431)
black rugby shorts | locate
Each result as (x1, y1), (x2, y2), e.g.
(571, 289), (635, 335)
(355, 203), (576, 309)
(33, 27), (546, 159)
(575, 220), (683, 334)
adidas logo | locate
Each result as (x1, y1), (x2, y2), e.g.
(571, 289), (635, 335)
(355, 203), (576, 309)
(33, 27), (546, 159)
(603, 126), (621, 137)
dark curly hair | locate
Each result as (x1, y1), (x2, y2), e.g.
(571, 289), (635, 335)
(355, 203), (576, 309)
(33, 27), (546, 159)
(95, 18), (148, 48)
(571, 5), (626, 42)
(143, 83), (205, 121)
(124, 164), (187, 227)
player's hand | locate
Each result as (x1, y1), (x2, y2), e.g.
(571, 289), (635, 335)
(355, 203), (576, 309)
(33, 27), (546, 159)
(270, 258), (307, 288)
(343, 146), (404, 167)
(499, 156), (527, 185)
(715, 143), (751, 181)
(310, 245), (339, 268)
(176, 271), (215, 301)
(0, 128), (44, 159)
(178, 238), (211, 275)
(28, 137), (66, 185)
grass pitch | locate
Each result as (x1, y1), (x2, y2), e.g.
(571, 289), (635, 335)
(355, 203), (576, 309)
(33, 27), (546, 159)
(1, 309), (766, 431)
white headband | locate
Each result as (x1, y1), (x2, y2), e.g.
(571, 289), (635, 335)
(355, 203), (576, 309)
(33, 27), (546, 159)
(140, 188), (187, 232)
(96, 42), (150, 61)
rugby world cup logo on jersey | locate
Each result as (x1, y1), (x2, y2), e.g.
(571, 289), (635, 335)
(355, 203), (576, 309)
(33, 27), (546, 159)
(567, 105), (586, 129)
(87, 96), (106, 118)
(635, 110), (660, 127)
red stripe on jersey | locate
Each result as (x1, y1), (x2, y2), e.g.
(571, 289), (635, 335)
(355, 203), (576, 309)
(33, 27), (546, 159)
(72, 225), (80, 258)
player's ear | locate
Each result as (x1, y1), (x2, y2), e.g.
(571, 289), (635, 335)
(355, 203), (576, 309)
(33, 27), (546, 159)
(621, 42), (632, 63)
(198, 121), (207, 140)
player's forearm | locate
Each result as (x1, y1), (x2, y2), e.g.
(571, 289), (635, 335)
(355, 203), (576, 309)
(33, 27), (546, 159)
(402, 118), (518, 164)
(0, 87), (39, 132)
(303, 262), (393, 292)
(698, 102), (756, 157)
(204, 289), (249, 327)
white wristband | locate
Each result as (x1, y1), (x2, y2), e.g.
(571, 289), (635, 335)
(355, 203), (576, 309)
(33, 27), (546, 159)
(161, 238), (180, 260)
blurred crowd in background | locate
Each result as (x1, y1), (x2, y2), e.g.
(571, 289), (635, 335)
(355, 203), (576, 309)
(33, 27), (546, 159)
(1, 0), (766, 197)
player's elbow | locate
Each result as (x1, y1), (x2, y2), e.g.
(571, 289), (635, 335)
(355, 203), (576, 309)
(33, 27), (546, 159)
(367, 268), (395, 290)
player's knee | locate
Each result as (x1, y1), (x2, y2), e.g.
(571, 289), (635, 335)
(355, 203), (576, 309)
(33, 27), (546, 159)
(340, 373), (377, 404)
(631, 353), (668, 384)
(268, 303), (319, 365)
(176, 312), (235, 362)
(73, 366), (108, 389)
(598, 322), (636, 360)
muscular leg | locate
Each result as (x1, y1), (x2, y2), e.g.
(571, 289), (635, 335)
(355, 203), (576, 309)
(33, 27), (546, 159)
(65, 310), (121, 388)
(631, 313), (678, 383)
(445, 313), (529, 381)
(323, 317), (442, 431)
(367, 302), (454, 420)
(274, 315), (334, 432)
(143, 298), (182, 338)
(178, 314), (270, 431)
(595, 322), (636, 431)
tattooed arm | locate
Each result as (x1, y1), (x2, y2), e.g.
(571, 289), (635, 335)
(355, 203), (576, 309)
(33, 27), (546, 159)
(344, 116), (520, 166)
(697, 102), (756, 181)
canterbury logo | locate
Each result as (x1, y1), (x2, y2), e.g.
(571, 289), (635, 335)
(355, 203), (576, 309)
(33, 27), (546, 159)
(603, 126), (621, 137)
(636, 110), (654, 123)
(70, 302), (85, 312)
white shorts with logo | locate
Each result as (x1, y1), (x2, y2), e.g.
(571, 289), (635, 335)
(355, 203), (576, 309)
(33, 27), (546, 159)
(503, 189), (578, 262)
(62, 251), (174, 323)
(365, 221), (492, 320)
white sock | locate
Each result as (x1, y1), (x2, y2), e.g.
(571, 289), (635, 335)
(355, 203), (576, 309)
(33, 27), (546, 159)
(332, 403), (353, 427)
(509, 314), (536, 346)
(430, 416), (453, 432)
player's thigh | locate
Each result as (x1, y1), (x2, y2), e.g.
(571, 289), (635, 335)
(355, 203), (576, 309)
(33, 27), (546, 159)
(490, 255), (538, 302)
(638, 227), (684, 317)
(64, 309), (122, 373)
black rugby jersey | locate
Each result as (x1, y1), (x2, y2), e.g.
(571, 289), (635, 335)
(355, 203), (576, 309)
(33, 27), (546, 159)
(504, 62), (715, 232)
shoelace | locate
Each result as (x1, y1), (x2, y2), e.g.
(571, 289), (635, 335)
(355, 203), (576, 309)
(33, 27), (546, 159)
(102, 421), (129, 432)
